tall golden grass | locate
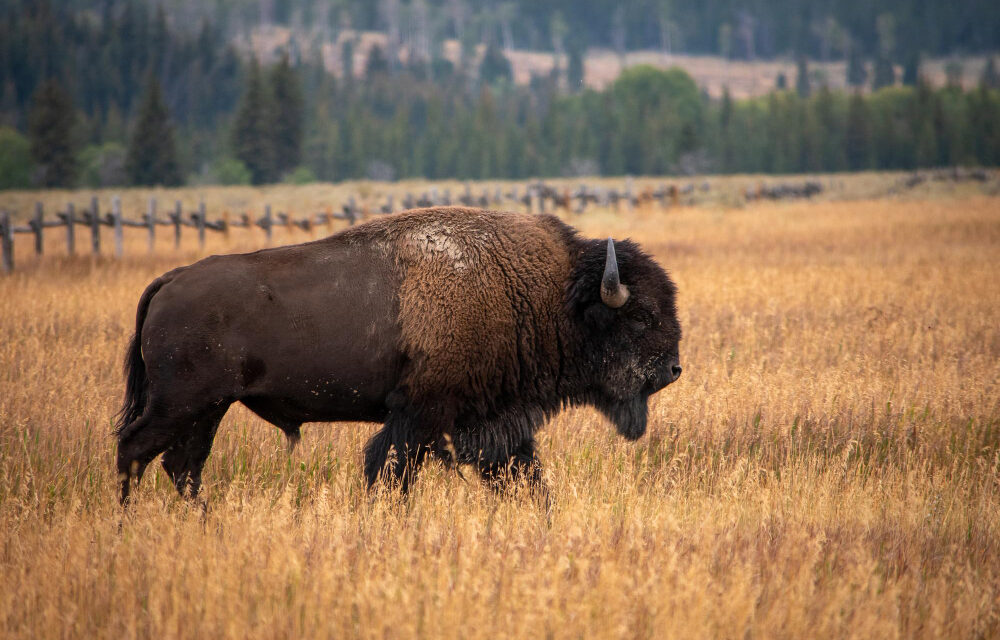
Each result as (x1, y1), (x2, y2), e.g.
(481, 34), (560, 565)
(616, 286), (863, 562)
(0, 191), (998, 638)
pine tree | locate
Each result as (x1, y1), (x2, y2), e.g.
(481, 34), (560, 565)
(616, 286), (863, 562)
(847, 46), (867, 88)
(567, 41), (585, 92)
(269, 52), (304, 177)
(902, 52), (921, 86)
(28, 78), (78, 187)
(798, 100), (822, 171)
(719, 88), (733, 129)
(365, 45), (389, 77)
(873, 56), (895, 89)
(232, 60), (274, 185)
(718, 87), (734, 171)
(125, 73), (181, 186)
(945, 61), (964, 88)
(845, 92), (872, 169)
(813, 86), (845, 170)
(980, 57), (1000, 90)
(479, 44), (512, 84)
(875, 13), (897, 89)
(341, 40), (355, 81)
(931, 91), (950, 165)
(796, 57), (811, 97)
(765, 92), (789, 172)
(914, 83), (939, 167)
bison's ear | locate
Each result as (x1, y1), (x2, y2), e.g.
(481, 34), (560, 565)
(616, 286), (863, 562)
(601, 238), (630, 308)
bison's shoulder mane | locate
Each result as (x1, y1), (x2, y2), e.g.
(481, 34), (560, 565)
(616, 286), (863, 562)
(341, 207), (583, 411)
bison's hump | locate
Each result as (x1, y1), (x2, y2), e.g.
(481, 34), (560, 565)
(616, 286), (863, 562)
(355, 207), (574, 404)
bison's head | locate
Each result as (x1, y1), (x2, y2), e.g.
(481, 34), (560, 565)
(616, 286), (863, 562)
(568, 238), (682, 440)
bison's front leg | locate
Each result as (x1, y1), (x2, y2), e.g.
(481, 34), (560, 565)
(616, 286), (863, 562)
(477, 437), (548, 502)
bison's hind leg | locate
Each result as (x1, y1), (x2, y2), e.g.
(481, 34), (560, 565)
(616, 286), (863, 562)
(283, 428), (301, 454)
(364, 416), (432, 494)
(160, 406), (229, 500)
(117, 412), (183, 507)
(117, 405), (231, 507)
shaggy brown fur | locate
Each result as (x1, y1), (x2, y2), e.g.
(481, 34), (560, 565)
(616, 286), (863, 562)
(359, 208), (571, 404)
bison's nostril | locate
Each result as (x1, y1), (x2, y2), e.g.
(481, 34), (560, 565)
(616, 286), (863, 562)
(671, 364), (682, 380)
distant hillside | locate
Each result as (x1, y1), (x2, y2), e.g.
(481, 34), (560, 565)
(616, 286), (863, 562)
(245, 25), (995, 99)
(54, 0), (1000, 60)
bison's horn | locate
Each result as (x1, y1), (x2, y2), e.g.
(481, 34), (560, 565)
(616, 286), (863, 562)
(601, 238), (630, 308)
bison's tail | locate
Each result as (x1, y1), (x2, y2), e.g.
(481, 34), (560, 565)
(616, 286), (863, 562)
(113, 276), (169, 437)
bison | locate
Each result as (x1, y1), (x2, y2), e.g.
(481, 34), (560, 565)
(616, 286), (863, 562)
(115, 207), (682, 505)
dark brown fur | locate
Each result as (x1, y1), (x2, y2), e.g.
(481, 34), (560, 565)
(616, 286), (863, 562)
(115, 207), (682, 504)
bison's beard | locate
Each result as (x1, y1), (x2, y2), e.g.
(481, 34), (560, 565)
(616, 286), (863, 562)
(597, 395), (649, 441)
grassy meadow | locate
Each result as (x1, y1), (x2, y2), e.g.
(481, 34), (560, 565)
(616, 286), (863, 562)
(0, 179), (998, 638)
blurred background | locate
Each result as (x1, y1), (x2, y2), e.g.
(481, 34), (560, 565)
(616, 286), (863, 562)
(1, 0), (999, 190)
(2, 6), (999, 636)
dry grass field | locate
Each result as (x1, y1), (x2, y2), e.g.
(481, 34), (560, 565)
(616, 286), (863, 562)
(1, 184), (998, 638)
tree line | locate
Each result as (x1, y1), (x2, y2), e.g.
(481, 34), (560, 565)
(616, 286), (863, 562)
(301, 64), (1000, 181)
(7, 61), (1000, 190)
(2, 1), (1000, 189)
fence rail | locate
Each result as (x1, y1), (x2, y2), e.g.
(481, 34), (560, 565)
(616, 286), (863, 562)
(0, 177), (841, 273)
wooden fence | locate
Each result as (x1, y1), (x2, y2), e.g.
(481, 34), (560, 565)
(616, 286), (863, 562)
(0, 178), (833, 273)
(0, 194), (363, 273)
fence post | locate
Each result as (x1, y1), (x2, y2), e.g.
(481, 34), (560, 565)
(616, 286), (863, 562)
(65, 203), (75, 255)
(197, 200), (206, 250)
(263, 204), (273, 243)
(112, 196), (124, 257)
(146, 197), (156, 253)
(173, 200), (182, 249)
(32, 202), (44, 255)
(90, 196), (100, 255)
(0, 211), (12, 273)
